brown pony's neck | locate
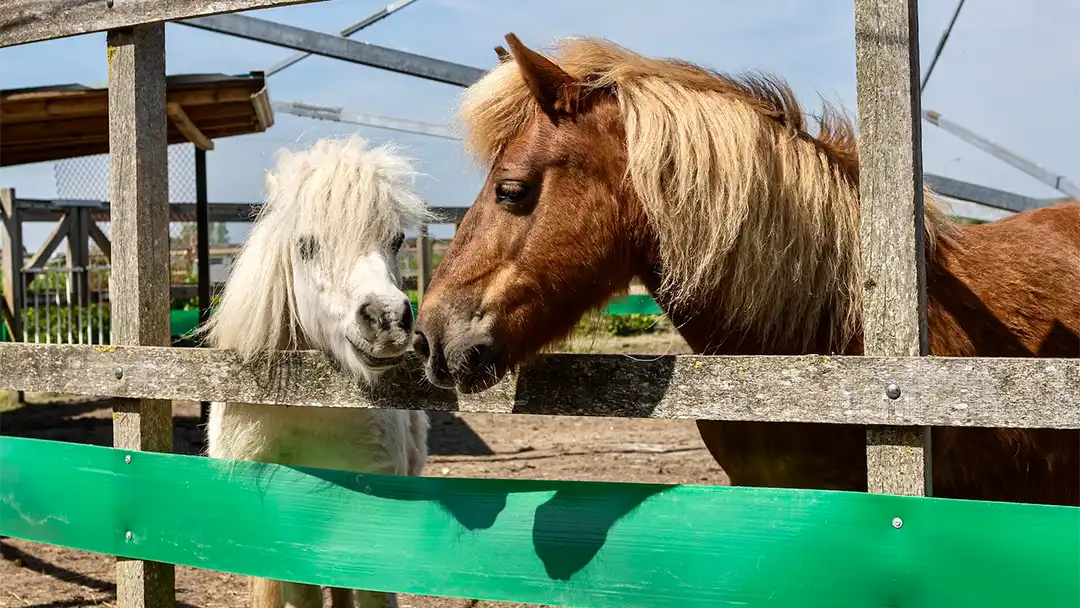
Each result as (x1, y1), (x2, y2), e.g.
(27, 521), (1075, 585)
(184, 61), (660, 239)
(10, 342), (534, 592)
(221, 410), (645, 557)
(633, 186), (956, 358)
(638, 268), (861, 356)
(639, 238), (939, 357)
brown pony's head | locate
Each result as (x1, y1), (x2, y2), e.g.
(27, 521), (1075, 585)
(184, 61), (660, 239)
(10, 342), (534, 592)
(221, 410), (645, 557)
(412, 34), (651, 392)
(413, 33), (941, 392)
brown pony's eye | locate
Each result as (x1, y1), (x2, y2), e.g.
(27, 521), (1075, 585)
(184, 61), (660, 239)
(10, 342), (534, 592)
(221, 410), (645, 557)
(495, 180), (530, 205)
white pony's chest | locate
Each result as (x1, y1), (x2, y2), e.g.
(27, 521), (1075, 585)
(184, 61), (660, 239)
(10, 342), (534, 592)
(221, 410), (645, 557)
(207, 402), (409, 475)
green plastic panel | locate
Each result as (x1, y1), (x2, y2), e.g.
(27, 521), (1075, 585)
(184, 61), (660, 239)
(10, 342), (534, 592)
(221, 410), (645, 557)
(1, 437), (1077, 607)
(601, 294), (664, 316)
(169, 308), (200, 339)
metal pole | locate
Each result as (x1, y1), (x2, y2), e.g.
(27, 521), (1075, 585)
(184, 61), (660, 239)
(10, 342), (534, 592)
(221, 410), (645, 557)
(924, 110), (1080, 199)
(265, 0), (421, 77)
(920, 0), (966, 94)
(272, 99), (460, 140)
(195, 146), (212, 427)
(178, 13), (484, 87)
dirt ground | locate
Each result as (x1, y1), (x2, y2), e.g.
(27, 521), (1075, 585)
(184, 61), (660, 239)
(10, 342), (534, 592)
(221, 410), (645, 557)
(1, 327), (727, 608)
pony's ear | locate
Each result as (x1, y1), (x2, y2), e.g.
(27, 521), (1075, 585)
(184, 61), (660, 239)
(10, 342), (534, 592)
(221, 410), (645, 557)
(494, 45), (511, 64)
(503, 33), (582, 117)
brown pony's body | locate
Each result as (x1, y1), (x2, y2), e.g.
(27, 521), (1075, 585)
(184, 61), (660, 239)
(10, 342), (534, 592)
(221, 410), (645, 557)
(413, 34), (1080, 506)
(685, 203), (1080, 505)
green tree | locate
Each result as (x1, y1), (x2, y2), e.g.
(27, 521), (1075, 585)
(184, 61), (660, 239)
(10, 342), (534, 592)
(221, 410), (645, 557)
(212, 222), (229, 245)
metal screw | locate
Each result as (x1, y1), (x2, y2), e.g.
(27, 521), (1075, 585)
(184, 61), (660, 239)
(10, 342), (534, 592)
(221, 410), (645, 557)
(892, 517), (903, 529)
(115, 366), (124, 380)
(885, 382), (901, 400)
(125, 455), (131, 464)
(125, 531), (133, 540)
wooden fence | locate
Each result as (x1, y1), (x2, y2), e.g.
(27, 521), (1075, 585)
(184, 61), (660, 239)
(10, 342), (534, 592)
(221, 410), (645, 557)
(1, 1), (1078, 607)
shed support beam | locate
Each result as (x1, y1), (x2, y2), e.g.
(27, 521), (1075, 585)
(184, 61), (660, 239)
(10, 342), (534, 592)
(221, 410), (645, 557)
(166, 102), (214, 151)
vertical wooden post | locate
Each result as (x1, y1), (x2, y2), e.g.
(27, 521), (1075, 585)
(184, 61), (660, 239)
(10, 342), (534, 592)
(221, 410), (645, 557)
(854, 0), (932, 496)
(66, 207), (92, 310)
(1, 188), (25, 405)
(416, 223), (432, 304)
(107, 24), (176, 608)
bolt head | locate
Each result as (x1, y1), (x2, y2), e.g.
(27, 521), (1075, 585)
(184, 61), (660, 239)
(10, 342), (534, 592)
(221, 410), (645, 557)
(885, 382), (901, 400)
(125, 531), (133, 540)
(125, 455), (131, 464)
(115, 366), (124, 380)
(892, 517), (903, 529)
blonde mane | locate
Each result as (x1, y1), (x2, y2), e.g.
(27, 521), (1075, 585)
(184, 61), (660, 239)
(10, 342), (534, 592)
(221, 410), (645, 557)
(200, 135), (433, 361)
(458, 36), (955, 352)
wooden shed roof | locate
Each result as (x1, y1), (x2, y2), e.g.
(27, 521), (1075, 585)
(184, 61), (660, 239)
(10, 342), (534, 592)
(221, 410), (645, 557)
(0, 71), (273, 167)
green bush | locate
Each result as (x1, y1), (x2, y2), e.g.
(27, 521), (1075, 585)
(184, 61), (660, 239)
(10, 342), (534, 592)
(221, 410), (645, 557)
(20, 303), (111, 344)
(605, 314), (660, 337)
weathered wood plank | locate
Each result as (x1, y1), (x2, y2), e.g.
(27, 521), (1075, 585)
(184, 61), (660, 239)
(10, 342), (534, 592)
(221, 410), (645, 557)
(2, 343), (1076, 429)
(0, 0), (330, 47)
(854, 0), (932, 497)
(106, 25), (174, 608)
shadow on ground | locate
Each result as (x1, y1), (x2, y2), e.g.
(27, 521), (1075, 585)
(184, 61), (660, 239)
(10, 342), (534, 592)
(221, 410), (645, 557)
(0, 397), (494, 458)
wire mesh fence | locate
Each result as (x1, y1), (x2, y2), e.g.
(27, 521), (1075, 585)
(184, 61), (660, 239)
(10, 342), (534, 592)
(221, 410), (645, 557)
(9, 143), (202, 345)
(54, 141), (198, 255)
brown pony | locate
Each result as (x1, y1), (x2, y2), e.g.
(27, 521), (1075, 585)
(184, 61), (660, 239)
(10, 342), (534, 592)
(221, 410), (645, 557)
(412, 34), (1080, 506)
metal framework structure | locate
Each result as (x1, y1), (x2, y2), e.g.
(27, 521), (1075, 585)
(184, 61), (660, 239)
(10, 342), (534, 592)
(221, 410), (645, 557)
(272, 98), (461, 140)
(0, 2), (1077, 607)
(177, 12), (485, 87)
(923, 109), (1080, 199)
(917, 0), (1078, 200)
(261, 0), (421, 76)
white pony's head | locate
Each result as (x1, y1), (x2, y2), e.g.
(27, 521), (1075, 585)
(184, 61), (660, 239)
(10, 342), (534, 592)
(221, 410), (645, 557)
(203, 135), (432, 385)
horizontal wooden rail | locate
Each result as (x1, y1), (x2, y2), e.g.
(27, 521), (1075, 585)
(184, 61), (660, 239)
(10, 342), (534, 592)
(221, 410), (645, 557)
(0, 0), (329, 47)
(2, 342), (1076, 428)
(2, 437), (1077, 608)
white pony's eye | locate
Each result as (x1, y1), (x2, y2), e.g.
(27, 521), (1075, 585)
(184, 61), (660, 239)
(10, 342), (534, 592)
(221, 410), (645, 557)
(297, 235), (319, 260)
(390, 232), (405, 253)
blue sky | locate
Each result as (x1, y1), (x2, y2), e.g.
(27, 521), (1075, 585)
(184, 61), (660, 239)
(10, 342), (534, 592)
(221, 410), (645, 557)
(2, 0), (1077, 247)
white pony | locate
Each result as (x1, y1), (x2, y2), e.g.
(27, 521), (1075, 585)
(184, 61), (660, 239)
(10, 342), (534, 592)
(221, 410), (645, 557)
(201, 135), (432, 608)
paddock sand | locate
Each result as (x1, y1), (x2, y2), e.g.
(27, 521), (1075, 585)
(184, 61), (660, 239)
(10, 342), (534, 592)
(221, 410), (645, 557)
(0, 329), (730, 608)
